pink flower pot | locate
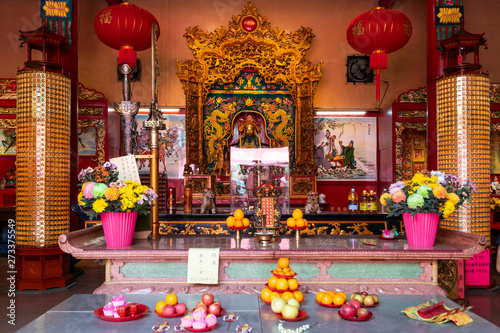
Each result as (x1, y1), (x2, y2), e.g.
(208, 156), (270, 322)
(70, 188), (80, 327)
(100, 212), (138, 247)
(402, 212), (439, 247)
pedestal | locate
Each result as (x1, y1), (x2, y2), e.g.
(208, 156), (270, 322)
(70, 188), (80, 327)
(15, 246), (74, 291)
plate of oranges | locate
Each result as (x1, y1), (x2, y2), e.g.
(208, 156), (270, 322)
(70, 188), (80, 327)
(315, 291), (348, 308)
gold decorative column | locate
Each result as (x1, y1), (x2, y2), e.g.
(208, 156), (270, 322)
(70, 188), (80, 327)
(437, 74), (490, 244)
(16, 71), (71, 246)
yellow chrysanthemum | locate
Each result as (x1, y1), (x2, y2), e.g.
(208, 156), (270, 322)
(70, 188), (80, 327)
(446, 192), (460, 205)
(92, 198), (108, 213)
(78, 191), (85, 206)
(380, 192), (392, 206)
(441, 200), (456, 219)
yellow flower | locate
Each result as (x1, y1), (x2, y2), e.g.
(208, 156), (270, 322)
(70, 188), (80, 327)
(245, 98), (253, 106)
(92, 198), (108, 213)
(441, 200), (456, 219)
(446, 192), (460, 204)
(380, 192), (392, 206)
(78, 191), (85, 206)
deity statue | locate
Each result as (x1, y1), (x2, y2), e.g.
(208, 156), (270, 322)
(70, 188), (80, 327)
(492, 176), (500, 194)
(238, 115), (261, 148)
(5, 166), (16, 188)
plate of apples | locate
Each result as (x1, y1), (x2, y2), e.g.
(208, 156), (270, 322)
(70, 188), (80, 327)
(192, 293), (226, 317)
(350, 292), (379, 308)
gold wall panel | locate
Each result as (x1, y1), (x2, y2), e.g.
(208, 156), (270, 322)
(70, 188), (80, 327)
(16, 71), (71, 247)
(437, 74), (490, 244)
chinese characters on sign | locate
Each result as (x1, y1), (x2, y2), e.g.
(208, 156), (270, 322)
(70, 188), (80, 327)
(110, 155), (141, 183)
(465, 249), (490, 286)
(187, 248), (220, 285)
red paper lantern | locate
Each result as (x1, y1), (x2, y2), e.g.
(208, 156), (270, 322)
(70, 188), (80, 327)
(94, 3), (159, 68)
(347, 7), (412, 101)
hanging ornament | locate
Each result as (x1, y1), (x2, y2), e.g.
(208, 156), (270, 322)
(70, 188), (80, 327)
(347, 7), (412, 101)
(94, 2), (159, 68)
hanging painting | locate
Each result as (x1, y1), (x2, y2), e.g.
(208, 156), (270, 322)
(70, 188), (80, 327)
(135, 112), (186, 178)
(314, 116), (377, 181)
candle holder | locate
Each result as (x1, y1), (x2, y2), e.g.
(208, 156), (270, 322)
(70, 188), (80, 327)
(229, 226), (247, 241)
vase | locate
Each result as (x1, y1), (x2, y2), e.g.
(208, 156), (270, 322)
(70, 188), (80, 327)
(100, 212), (138, 247)
(402, 212), (439, 247)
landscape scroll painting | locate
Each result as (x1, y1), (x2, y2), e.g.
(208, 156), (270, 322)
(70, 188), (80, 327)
(313, 116), (377, 181)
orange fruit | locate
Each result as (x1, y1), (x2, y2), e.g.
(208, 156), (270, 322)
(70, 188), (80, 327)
(289, 270), (295, 275)
(316, 291), (325, 302)
(242, 218), (250, 227)
(283, 267), (291, 273)
(276, 267), (283, 273)
(292, 208), (303, 219)
(226, 216), (235, 227)
(293, 290), (304, 302)
(321, 294), (333, 305)
(336, 292), (347, 302)
(288, 278), (299, 290)
(234, 209), (244, 220)
(165, 293), (178, 306)
(261, 287), (272, 302)
(278, 258), (289, 269)
(234, 219), (243, 227)
(282, 291), (294, 302)
(268, 276), (278, 289)
(326, 290), (336, 298)
(269, 292), (281, 302)
(275, 278), (289, 290)
(286, 217), (296, 227)
(303, 219), (308, 227)
(296, 218), (305, 227)
(155, 301), (167, 313)
(333, 294), (346, 306)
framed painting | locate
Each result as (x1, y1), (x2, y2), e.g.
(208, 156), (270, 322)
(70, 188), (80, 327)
(0, 119), (16, 155)
(135, 112), (186, 179)
(313, 116), (377, 181)
(77, 125), (97, 156)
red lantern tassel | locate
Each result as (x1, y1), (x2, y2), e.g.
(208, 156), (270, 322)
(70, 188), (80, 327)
(119, 47), (137, 68)
(370, 52), (388, 101)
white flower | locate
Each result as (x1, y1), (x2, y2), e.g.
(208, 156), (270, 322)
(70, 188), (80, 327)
(430, 170), (445, 184)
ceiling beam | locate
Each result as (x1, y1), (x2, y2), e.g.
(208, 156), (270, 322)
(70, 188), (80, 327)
(378, 0), (398, 8)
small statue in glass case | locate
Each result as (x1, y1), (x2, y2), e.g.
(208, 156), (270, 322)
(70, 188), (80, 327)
(491, 176), (500, 194)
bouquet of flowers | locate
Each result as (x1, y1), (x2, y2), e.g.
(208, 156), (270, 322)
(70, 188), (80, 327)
(380, 171), (474, 219)
(491, 197), (500, 212)
(77, 162), (157, 220)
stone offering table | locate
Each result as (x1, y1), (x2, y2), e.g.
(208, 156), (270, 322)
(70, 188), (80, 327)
(16, 294), (499, 332)
(59, 226), (485, 295)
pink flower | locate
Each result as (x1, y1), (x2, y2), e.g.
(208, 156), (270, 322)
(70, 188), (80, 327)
(83, 182), (96, 199)
(392, 191), (407, 203)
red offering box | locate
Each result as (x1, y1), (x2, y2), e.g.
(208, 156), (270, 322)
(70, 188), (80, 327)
(0, 189), (15, 206)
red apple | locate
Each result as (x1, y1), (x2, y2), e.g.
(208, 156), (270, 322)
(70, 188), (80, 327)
(363, 295), (375, 306)
(349, 299), (363, 310)
(360, 291), (368, 298)
(339, 303), (357, 317)
(202, 293), (214, 306)
(174, 302), (187, 315)
(357, 308), (370, 319)
(196, 302), (208, 312)
(208, 303), (221, 315)
(162, 305), (176, 316)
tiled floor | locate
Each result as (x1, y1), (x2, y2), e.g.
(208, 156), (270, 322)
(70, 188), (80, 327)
(1, 258), (499, 333)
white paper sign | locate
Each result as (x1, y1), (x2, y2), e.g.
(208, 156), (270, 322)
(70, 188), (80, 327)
(110, 155), (141, 183)
(187, 248), (220, 284)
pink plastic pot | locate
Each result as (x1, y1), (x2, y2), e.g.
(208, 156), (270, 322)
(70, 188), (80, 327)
(100, 212), (138, 247)
(402, 212), (439, 247)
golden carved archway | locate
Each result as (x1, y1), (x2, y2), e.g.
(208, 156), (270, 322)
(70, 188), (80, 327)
(176, 2), (322, 175)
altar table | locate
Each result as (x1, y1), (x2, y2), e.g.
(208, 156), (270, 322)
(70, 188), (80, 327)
(15, 294), (499, 332)
(58, 227), (485, 295)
